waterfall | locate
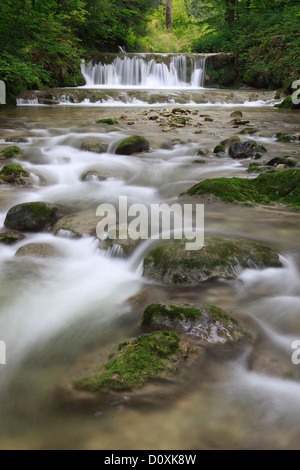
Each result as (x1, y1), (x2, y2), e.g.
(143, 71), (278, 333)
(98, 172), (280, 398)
(80, 54), (207, 88)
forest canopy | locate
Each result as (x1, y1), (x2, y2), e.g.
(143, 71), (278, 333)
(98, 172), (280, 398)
(0, 0), (299, 102)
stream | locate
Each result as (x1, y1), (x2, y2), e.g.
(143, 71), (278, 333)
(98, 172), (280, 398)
(0, 54), (300, 450)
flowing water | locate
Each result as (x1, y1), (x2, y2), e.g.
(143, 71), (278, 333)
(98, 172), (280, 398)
(0, 54), (300, 450)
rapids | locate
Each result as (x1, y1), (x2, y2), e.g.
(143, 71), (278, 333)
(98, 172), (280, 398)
(0, 53), (300, 449)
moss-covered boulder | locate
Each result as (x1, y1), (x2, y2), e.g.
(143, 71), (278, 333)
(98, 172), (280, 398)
(96, 118), (119, 125)
(0, 163), (31, 185)
(183, 169), (300, 210)
(274, 132), (296, 143)
(73, 331), (192, 392)
(274, 96), (300, 110)
(4, 202), (59, 232)
(142, 303), (251, 345)
(143, 237), (282, 285)
(220, 135), (241, 149)
(229, 141), (267, 159)
(267, 157), (297, 168)
(0, 146), (21, 159)
(115, 135), (150, 155)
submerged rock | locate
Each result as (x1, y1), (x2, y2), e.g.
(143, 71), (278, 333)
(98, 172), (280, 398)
(115, 136), (150, 155)
(183, 169), (300, 209)
(79, 139), (108, 154)
(143, 237), (282, 285)
(4, 202), (59, 232)
(229, 141), (267, 159)
(73, 331), (194, 392)
(142, 303), (251, 345)
(15, 243), (58, 258)
(0, 146), (21, 159)
(96, 118), (119, 125)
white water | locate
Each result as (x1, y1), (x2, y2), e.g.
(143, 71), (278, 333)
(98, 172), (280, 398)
(1, 53), (300, 449)
(80, 55), (207, 88)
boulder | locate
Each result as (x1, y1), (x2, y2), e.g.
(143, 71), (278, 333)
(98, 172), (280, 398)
(115, 136), (150, 155)
(4, 202), (59, 232)
(229, 141), (267, 159)
(143, 237), (282, 285)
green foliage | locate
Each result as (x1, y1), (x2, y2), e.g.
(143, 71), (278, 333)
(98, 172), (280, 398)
(192, 1), (300, 90)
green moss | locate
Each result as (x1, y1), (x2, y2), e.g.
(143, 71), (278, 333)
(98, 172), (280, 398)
(4, 201), (58, 232)
(238, 128), (258, 135)
(214, 145), (225, 153)
(185, 169), (300, 209)
(97, 118), (119, 125)
(73, 331), (187, 392)
(274, 96), (300, 110)
(142, 304), (202, 326)
(0, 146), (21, 158)
(0, 164), (29, 178)
(275, 132), (294, 143)
(143, 237), (282, 285)
(115, 135), (150, 155)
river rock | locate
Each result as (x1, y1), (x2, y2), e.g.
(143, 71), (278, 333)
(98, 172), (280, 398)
(115, 136), (150, 155)
(4, 202), (59, 232)
(0, 230), (24, 244)
(143, 237), (282, 286)
(141, 303), (251, 345)
(73, 331), (195, 393)
(0, 163), (32, 186)
(15, 243), (58, 258)
(229, 141), (267, 159)
(183, 169), (300, 209)
(230, 111), (243, 118)
(53, 208), (101, 237)
(0, 146), (22, 159)
(79, 139), (108, 154)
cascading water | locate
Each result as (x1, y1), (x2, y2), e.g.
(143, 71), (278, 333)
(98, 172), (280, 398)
(80, 54), (207, 88)
(1, 48), (300, 450)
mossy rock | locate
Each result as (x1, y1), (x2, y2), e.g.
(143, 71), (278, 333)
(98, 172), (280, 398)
(142, 303), (251, 345)
(96, 118), (119, 125)
(0, 230), (24, 245)
(0, 163), (31, 185)
(184, 169), (300, 210)
(143, 237), (282, 285)
(275, 132), (295, 143)
(115, 136), (150, 155)
(73, 331), (192, 392)
(238, 128), (258, 135)
(0, 146), (21, 159)
(229, 141), (267, 159)
(5, 136), (28, 143)
(274, 96), (300, 110)
(214, 145), (225, 154)
(267, 157), (297, 168)
(4, 202), (59, 232)
(230, 111), (243, 118)
(168, 116), (187, 127)
(220, 135), (241, 149)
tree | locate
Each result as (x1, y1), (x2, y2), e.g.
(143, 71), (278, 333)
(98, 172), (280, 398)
(166, 0), (173, 30)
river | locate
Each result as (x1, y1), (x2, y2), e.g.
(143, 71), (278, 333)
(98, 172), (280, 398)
(0, 54), (300, 450)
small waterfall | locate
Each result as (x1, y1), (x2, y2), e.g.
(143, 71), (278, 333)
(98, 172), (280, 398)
(81, 54), (207, 88)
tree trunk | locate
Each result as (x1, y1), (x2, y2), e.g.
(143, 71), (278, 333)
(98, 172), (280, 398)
(225, 0), (236, 24)
(166, 0), (173, 31)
